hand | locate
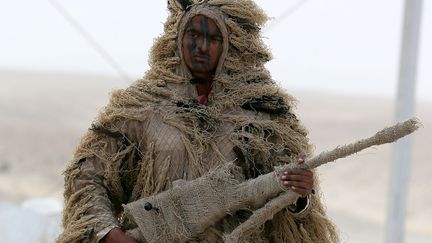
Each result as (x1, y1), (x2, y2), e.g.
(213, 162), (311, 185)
(104, 228), (138, 243)
(280, 156), (314, 197)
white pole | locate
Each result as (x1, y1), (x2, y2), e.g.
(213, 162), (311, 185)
(385, 0), (422, 243)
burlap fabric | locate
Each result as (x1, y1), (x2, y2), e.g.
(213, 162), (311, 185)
(58, 0), (339, 242)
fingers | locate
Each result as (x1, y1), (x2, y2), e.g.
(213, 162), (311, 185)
(282, 169), (313, 178)
(281, 169), (314, 197)
(281, 175), (313, 189)
(279, 155), (313, 197)
(281, 172), (313, 182)
(291, 186), (311, 197)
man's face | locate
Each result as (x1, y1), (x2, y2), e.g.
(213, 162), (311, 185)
(182, 15), (223, 78)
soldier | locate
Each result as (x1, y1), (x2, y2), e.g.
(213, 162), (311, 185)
(58, 1), (338, 242)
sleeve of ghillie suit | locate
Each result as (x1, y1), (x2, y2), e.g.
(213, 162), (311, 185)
(265, 112), (340, 243)
(234, 106), (339, 242)
(57, 121), (139, 243)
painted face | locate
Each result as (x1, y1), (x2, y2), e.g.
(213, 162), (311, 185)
(182, 15), (223, 79)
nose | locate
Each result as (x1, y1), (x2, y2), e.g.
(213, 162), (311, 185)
(198, 36), (209, 53)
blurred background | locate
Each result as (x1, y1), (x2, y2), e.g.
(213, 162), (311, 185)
(0, 0), (430, 242)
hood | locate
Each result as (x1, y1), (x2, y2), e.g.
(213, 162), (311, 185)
(142, 0), (273, 102)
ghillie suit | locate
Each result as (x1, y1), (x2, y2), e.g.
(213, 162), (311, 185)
(58, 0), (339, 242)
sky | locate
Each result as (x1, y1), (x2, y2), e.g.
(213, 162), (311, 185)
(0, 0), (431, 101)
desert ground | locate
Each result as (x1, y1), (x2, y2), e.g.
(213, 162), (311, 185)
(0, 70), (430, 242)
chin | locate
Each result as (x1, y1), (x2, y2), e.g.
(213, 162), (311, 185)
(191, 67), (212, 73)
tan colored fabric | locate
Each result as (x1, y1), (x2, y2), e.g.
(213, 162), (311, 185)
(58, 1), (339, 242)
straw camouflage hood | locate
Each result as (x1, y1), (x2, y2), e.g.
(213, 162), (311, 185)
(58, 1), (339, 242)
(138, 0), (279, 108)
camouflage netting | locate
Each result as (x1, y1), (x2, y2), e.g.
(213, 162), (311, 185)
(58, 0), (339, 242)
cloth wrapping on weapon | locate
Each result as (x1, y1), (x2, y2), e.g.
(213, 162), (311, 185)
(123, 163), (286, 243)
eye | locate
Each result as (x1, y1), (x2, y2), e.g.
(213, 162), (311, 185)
(211, 36), (222, 42)
(186, 30), (199, 39)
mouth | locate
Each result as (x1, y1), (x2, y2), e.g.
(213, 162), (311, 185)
(193, 55), (209, 62)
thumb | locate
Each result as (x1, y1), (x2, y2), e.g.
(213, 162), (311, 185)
(297, 155), (305, 164)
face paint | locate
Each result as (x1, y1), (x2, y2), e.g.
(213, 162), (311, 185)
(182, 15), (223, 80)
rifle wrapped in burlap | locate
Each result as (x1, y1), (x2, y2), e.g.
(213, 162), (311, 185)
(123, 118), (420, 243)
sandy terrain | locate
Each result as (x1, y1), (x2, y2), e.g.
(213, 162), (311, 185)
(0, 70), (430, 242)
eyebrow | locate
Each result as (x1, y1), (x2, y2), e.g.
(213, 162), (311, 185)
(186, 27), (198, 33)
(186, 25), (222, 36)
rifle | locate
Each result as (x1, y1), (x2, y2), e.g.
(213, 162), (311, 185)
(123, 118), (420, 243)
